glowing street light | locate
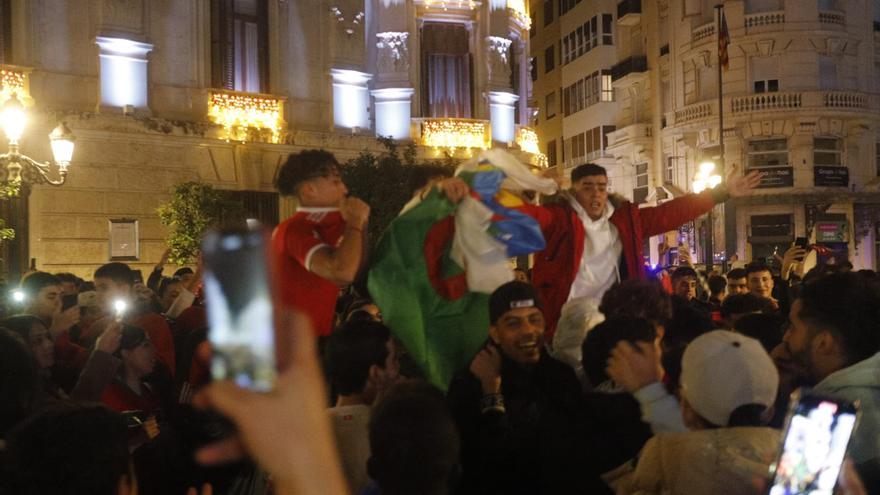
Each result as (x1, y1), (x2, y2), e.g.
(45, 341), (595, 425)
(692, 160), (722, 193)
(0, 94), (75, 189)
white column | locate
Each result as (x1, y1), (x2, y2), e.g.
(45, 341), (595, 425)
(487, 91), (519, 145)
(330, 69), (373, 131)
(371, 88), (414, 140)
(95, 37), (154, 113)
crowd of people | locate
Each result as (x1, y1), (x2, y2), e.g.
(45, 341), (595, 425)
(0, 149), (877, 495)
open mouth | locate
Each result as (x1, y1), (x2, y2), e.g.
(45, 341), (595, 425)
(517, 342), (539, 352)
(590, 201), (601, 209)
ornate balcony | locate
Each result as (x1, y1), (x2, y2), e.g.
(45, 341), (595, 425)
(818, 10), (845, 26)
(673, 101), (714, 125)
(692, 22), (715, 44)
(731, 92), (802, 113)
(207, 89), (286, 143)
(417, 118), (490, 153)
(730, 91), (871, 115)
(744, 11), (785, 31)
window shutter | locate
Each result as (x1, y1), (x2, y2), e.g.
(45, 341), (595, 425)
(211, 0), (234, 89)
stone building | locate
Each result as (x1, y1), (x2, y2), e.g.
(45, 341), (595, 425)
(0, 0), (539, 281)
(533, 0), (880, 270)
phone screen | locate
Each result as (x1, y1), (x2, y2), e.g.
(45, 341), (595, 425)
(202, 227), (276, 391)
(767, 391), (859, 495)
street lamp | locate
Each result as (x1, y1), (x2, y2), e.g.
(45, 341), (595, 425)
(692, 160), (722, 271)
(0, 94), (75, 189)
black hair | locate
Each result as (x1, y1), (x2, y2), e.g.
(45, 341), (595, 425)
(581, 316), (656, 388)
(1, 403), (130, 495)
(324, 320), (392, 396)
(173, 267), (194, 278)
(367, 381), (459, 495)
(745, 261), (773, 277)
(797, 272), (880, 366)
(707, 275), (727, 296)
(599, 279), (673, 327)
(54, 272), (80, 286)
(0, 315), (46, 345)
(720, 293), (776, 318)
(94, 262), (134, 286)
(0, 329), (39, 438)
(726, 268), (747, 280)
(157, 276), (182, 299)
(571, 163), (607, 183)
(671, 266), (698, 281)
(19, 271), (61, 298)
(698, 403), (770, 429)
(663, 300), (715, 350)
(275, 149), (341, 196)
(733, 313), (785, 352)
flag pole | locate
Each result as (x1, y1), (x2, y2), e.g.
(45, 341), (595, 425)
(709, 3), (727, 273)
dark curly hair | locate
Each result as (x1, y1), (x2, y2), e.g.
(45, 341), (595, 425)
(275, 149), (340, 196)
(599, 279), (673, 327)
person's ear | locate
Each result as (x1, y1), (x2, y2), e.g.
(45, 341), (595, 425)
(813, 330), (839, 357)
(488, 325), (500, 345)
(368, 363), (382, 383)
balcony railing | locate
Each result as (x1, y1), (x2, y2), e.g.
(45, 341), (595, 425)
(607, 123), (652, 148)
(692, 22), (715, 43)
(744, 11), (785, 30)
(731, 92), (802, 113)
(730, 91), (870, 114)
(417, 118), (490, 151)
(207, 89), (286, 143)
(617, 0), (641, 25)
(673, 101), (714, 125)
(818, 10), (845, 26)
(611, 56), (648, 82)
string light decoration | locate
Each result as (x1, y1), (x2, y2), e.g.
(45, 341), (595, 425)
(207, 91), (285, 143)
(330, 6), (365, 35)
(423, 0), (476, 11)
(516, 127), (540, 154)
(422, 118), (489, 152)
(0, 67), (31, 104)
(507, 0), (531, 28)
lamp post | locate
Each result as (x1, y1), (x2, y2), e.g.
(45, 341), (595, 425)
(0, 95), (75, 191)
(692, 160), (722, 271)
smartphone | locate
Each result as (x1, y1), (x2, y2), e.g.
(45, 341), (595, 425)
(795, 237), (808, 250)
(201, 227), (277, 391)
(132, 269), (145, 285)
(766, 389), (860, 495)
(61, 293), (78, 311)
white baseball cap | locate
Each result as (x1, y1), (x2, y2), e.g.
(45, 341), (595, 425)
(680, 330), (779, 427)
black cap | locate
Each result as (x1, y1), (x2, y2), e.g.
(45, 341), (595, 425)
(489, 281), (542, 324)
(116, 325), (148, 355)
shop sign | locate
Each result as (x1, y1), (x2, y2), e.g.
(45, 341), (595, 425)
(814, 166), (849, 187)
(816, 221), (848, 243)
(752, 167), (793, 188)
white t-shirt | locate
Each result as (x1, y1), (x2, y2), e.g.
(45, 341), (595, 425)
(567, 196), (623, 301)
(328, 404), (372, 493)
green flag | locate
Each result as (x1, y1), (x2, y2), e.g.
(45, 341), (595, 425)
(368, 190), (490, 390)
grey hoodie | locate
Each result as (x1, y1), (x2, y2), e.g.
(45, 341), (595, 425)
(814, 351), (880, 464)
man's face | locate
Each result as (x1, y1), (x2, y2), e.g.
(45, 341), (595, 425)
(94, 277), (132, 314)
(672, 276), (697, 301)
(27, 285), (62, 320)
(783, 299), (818, 382)
(747, 270), (775, 299)
(122, 338), (157, 378)
(59, 282), (77, 296)
(727, 277), (749, 296)
(28, 321), (55, 370)
(302, 170), (348, 207)
(160, 281), (182, 312)
(489, 306), (545, 366)
(571, 174), (608, 220)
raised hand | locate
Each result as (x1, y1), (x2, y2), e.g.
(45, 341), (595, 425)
(726, 165), (764, 198)
(606, 340), (664, 393)
(470, 345), (502, 395)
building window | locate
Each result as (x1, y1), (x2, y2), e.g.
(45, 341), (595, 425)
(814, 137), (842, 166)
(544, 45), (555, 73)
(559, 0), (582, 16)
(602, 13), (614, 45)
(530, 14), (537, 37)
(547, 139), (557, 167)
(421, 23), (473, 118)
(530, 57), (538, 82)
(754, 79), (779, 93)
(224, 190), (280, 227)
(600, 70), (613, 101)
(0, 0), (11, 64)
(545, 91), (557, 118)
(665, 156), (675, 184)
(819, 55), (837, 90)
(212, 0), (269, 93)
(747, 138), (788, 170)
(544, 0), (554, 26)
(633, 163), (649, 204)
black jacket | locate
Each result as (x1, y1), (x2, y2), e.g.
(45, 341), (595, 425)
(447, 351), (585, 495)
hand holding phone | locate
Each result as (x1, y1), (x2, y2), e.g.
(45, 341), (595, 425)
(202, 227), (277, 392)
(766, 389), (859, 495)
